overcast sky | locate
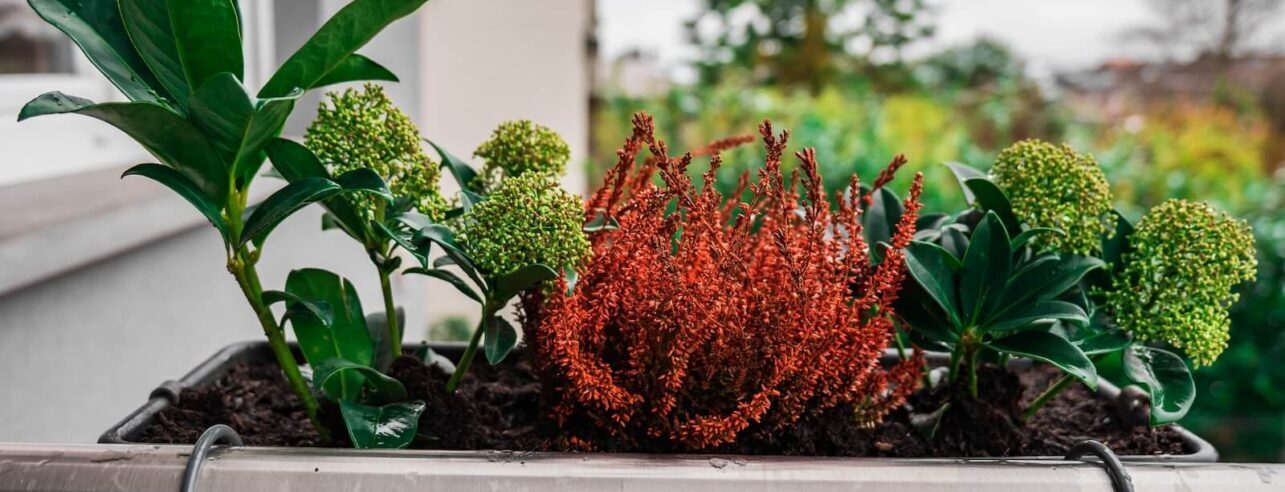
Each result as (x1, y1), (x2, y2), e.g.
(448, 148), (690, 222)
(598, 0), (1285, 79)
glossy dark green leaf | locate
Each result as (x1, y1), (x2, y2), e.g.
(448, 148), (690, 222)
(334, 168), (394, 203)
(118, 0), (188, 107)
(122, 164), (227, 240)
(313, 358), (408, 403)
(940, 224), (969, 260)
(1122, 346), (1195, 425)
(1010, 227), (1063, 252)
(963, 178), (1021, 235)
(374, 221), (424, 265)
(432, 255), (456, 269)
(167, 0), (243, 91)
(414, 224), (485, 288)
(988, 300), (1088, 332)
(903, 307), (959, 345)
(265, 138), (328, 178)
(265, 138), (370, 242)
(284, 269), (374, 400)
(259, 0), (429, 97)
(20, 93), (227, 204)
(484, 316), (519, 365)
(1074, 330), (1132, 356)
(461, 190), (486, 211)
(426, 138), (479, 192)
(863, 187), (904, 257)
(959, 212), (1011, 324)
(915, 213), (949, 232)
(492, 264), (559, 302)
(993, 255), (1105, 319)
(987, 331), (1097, 390)
(339, 400), (424, 449)
(398, 211), (433, 230)
(944, 161), (985, 204)
(188, 73), (300, 188)
(262, 289), (334, 326)
(405, 267), (482, 303)
(313, 54), (399, 87)
(904, 241), (962, 328)
(240, 178), (342, 247)
(28, 0), (171, 106)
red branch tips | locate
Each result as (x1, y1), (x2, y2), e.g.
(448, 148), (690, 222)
(534, 112), (925, 450)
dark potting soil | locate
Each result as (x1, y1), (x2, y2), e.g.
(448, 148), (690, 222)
(137, 355), (1188, 457)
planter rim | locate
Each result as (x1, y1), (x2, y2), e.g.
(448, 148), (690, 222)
(99, 340), (1218, 462)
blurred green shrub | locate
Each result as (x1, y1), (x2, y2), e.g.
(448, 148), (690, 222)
(593, 83), (982, 212)
(1100, 105), (1269, 216)
(429, 315), (474, 342)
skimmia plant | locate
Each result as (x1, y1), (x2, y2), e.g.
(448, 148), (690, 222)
(896, 140), (1259, 427)
(380, 121), (589, 392)
(471, 119), (571, 192)
(19, 0), (433, 436)
(265, 84), (448, 360)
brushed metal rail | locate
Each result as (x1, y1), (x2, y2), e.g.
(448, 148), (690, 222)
(0, 443), (1279, 491)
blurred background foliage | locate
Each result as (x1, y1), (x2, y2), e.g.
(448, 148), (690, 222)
(590, 0), (1285, 461)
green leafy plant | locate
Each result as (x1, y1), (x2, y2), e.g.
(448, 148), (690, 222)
(268, 269), (424, 448)
(903, 153), (1260, 427)
(387, 127), (589, 392)
(899, 208), (1105, 399)
(1105, 200), (1258, 368)
(18, 0), (432, 435)
(265, 84), (447, 360)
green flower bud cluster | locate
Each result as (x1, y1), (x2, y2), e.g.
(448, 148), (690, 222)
(991, 139), (1113, 255)
(456, 172), (590, 276)
(305, 84), (447, 221)
(473, 120), (570, 191)
(1105, 199), (1257, 367)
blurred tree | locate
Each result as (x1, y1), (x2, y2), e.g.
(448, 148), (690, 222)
(685, 0), (934, 93)
(914, 37), (1023, 90)
(1126, 0), (1284, 64)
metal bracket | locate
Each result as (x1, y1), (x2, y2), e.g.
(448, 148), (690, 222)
(149, 380), (183, 403)
(181, 424), (243, 492)
(1065, 440), (1133, 492)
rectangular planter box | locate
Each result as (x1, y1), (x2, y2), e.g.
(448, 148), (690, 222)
(100, 341), (1218, 462)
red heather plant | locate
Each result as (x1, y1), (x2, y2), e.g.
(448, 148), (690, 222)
(531, 113), (925, 450)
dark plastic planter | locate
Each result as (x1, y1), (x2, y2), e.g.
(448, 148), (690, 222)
(100, 341), (1218, 462)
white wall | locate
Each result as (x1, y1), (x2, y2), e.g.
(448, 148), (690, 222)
(0, 208), (387, 443)
(414, 0), (595, 325)
(0, 0), (591, 443)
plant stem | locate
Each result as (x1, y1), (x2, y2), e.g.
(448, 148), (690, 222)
(948, 348), (962, 384)
(965, 346), (979, 399)
(968, 362), (979, 399)
(1023, 372), (1074, 420)
(378, 265), (402, 357)
(446, 314), (488, 392)
(230, 251), (328, 440)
